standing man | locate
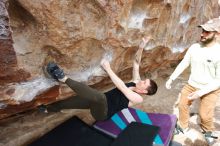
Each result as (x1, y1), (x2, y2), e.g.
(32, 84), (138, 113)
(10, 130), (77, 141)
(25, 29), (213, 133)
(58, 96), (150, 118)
(166, 17), (220, 143)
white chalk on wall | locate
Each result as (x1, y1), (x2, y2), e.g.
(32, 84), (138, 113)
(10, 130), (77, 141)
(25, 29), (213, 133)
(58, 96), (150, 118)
(11, 78), (57, 102)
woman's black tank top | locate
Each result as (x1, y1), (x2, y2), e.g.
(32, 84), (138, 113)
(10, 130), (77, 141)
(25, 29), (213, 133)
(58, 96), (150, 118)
(104, 82), (136, 118)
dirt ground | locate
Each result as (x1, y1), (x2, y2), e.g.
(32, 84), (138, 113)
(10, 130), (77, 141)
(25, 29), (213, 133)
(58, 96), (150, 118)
(0, 73), (220, 146)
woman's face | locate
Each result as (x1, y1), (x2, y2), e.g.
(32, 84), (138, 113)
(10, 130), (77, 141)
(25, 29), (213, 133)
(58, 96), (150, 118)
(136, 79), (150, 91)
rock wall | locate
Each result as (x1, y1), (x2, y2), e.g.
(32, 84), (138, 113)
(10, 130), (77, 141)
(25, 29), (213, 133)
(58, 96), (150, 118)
(0, 0), (219, 119)
(0, 0), (30, 84)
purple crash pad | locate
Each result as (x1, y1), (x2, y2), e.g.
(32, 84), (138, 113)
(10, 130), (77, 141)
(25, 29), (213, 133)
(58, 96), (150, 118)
(94, 108), (177, 146)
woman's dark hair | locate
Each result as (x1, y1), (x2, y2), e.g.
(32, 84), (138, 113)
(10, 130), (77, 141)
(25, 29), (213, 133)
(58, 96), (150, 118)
(146, 79), (158, 95)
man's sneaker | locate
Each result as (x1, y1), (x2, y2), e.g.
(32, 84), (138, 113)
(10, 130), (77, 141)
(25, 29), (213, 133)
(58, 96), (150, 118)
(46, 62), (65, 80)
(174, 124), (184, 135)
(203, 131), (218, 144)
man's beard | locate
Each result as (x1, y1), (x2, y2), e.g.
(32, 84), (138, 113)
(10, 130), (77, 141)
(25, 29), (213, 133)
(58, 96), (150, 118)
(200, 34), (215, 46)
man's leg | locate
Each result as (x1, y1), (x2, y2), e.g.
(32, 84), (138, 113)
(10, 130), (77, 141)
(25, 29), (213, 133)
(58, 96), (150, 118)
(178, 84), (196, 129)
(199, 89), (220, 131)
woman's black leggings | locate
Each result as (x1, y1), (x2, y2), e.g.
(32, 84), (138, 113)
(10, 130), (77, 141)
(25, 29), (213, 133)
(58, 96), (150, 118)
(47, 78), (108, 120)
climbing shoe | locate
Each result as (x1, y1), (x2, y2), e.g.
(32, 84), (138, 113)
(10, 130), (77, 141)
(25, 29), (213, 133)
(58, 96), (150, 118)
(38, 104), (48, 113)
(46, 62), (65, 80)
(174, 124), (184, 135)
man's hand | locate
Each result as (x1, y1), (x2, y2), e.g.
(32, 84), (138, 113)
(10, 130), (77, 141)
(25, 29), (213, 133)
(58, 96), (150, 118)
(165, 79), (173, 89)
(187, 91), (201, 100)
(101, 59), (111, 71)
(139, 36), (151, 49)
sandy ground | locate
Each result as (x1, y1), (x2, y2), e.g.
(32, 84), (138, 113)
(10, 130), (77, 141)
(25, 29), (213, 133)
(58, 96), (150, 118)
(0, 74), (220, 146)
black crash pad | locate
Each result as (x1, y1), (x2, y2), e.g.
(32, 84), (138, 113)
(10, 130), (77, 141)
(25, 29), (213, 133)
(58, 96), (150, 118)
(111, 122), (160, 146)
(29, 116), (113, 146)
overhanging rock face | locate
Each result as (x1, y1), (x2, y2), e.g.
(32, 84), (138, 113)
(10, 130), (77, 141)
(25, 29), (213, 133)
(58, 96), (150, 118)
(0, 0), (219, 119)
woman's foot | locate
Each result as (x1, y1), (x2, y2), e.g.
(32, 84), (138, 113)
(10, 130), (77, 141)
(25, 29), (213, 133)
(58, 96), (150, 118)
(46, 62), (67, 82)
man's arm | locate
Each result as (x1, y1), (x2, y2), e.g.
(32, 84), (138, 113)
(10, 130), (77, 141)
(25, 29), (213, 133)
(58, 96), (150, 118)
(169, 49), (191, 80)
(166, 46), (192, 89)
(132, 37), (150, 83)
(101, 59), (143, 104)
